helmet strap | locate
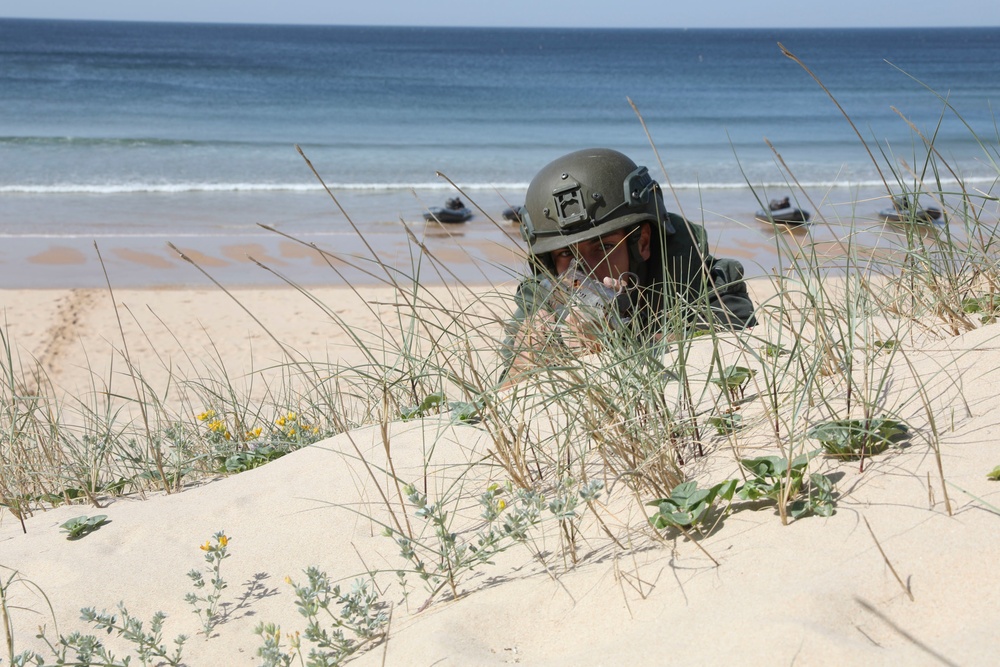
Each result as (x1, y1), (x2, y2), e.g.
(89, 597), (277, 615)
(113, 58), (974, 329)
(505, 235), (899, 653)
(626, 224), (651, 285)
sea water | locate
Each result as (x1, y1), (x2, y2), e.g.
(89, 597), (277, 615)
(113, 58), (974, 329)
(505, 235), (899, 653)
(1, 20), (999, 284)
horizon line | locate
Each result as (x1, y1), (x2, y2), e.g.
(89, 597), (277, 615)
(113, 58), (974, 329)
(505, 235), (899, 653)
(1, 16), (996, 30)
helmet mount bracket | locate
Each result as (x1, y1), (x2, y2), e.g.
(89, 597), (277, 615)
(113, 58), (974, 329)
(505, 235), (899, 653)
(624, 166), (655, 207)
(551, 179), (590, 228)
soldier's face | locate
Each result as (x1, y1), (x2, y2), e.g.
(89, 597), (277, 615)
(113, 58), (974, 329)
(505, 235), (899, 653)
(550, 224), (650, 283)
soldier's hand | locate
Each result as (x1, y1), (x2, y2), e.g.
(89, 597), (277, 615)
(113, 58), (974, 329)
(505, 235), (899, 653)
(559, 308), (604, 355)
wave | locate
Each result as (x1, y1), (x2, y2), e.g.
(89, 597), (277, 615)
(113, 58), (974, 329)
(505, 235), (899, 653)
(673, 178), (960, 190)
(0, 182), (533, 195)
(0, 228), (409, 240)
(2, 175), (994, 196)
(0, 135), (552, 151)
(0, 232), (256, 239)
(0, 136), (262, 148)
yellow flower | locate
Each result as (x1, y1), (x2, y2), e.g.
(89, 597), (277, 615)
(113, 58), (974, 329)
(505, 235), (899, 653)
(286, 412), (297, 422)
(497, 499), (507, 512)
(276, 415), (286, 426)
(218, 534), (229, 547)
(245, 426), (262, 439)
(200, 541), (211, 551)
(197, 410), (216, 421)
(284, 575), (293, 585)
(208, 419), (226, 433)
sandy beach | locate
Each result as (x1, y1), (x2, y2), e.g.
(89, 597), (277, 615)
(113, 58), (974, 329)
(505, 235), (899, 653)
(3, 252), (1000, 665)
(2, 167), (999, 667)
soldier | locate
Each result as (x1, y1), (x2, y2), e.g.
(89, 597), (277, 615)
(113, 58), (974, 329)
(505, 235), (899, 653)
(504, 147), (756, 372)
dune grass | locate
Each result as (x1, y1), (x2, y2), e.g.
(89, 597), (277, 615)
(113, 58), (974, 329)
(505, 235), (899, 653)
(2, 68), (1000, 664)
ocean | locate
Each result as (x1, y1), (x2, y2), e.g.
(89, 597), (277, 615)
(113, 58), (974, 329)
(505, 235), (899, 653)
(1, 19), (999, 286)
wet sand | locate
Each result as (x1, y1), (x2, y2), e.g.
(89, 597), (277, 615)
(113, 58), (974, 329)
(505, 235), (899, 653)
(0, 183), (970, 289)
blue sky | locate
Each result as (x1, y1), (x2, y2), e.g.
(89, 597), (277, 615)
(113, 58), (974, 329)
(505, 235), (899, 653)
(3, 0), (999, 27)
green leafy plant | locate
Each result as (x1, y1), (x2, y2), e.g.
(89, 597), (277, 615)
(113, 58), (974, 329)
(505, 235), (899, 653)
(2, 567), (50, 667)
(0, 567), (143, 666)
(873, 339), (898, 354)
(707, 412), (742, 435)
(761, 343), (789, 358)
(788, 470), (836, 519)
(32, 479), (130, 508)
(987, 466), (1000, 481)
(219, 443), (295, 474)
(59, 515), (109, 540)
(448, 398), (483, 424)
(647, 479), (738, 530)
(255, 569), (388, 667)
(806, 418), (909, 460)
(255, 623), (295, 667)
(185, 531), (230, 638)
(962, 295), (1000, 323)
(402, 395), (482, 423)
(739, 451), (835, 520)
(32, 604), (187, 667)
(386, 481), (547, 605)
(399, 392), (446, 420)
(739, 451), (818, 502)
(711, 365), (756, 401)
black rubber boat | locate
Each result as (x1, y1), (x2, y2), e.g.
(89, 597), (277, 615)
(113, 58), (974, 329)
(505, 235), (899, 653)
(423, 197), (473, 223)
(754, 197), (810, 225)
(878, 196), (944, 224)
(501, 206), (523, 223)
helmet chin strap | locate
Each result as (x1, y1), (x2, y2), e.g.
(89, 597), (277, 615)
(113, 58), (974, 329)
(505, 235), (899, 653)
(626, 224), (651, 285)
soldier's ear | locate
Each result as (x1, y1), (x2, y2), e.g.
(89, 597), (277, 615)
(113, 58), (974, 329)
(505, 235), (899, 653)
(638, 223), (652, 261)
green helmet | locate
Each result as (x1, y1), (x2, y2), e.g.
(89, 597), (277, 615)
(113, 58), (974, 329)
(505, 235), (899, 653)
(520, 148), (675, 256)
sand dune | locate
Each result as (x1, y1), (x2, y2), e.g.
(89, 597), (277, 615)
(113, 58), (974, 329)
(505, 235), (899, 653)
(3, 280), (1000, 666)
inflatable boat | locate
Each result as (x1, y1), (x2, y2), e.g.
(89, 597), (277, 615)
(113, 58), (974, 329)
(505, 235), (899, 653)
(501, 206), (523, 223)
(423, 197), (473, 224)
(754, 197), (810, 225)
(878, 196), (943, 224)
